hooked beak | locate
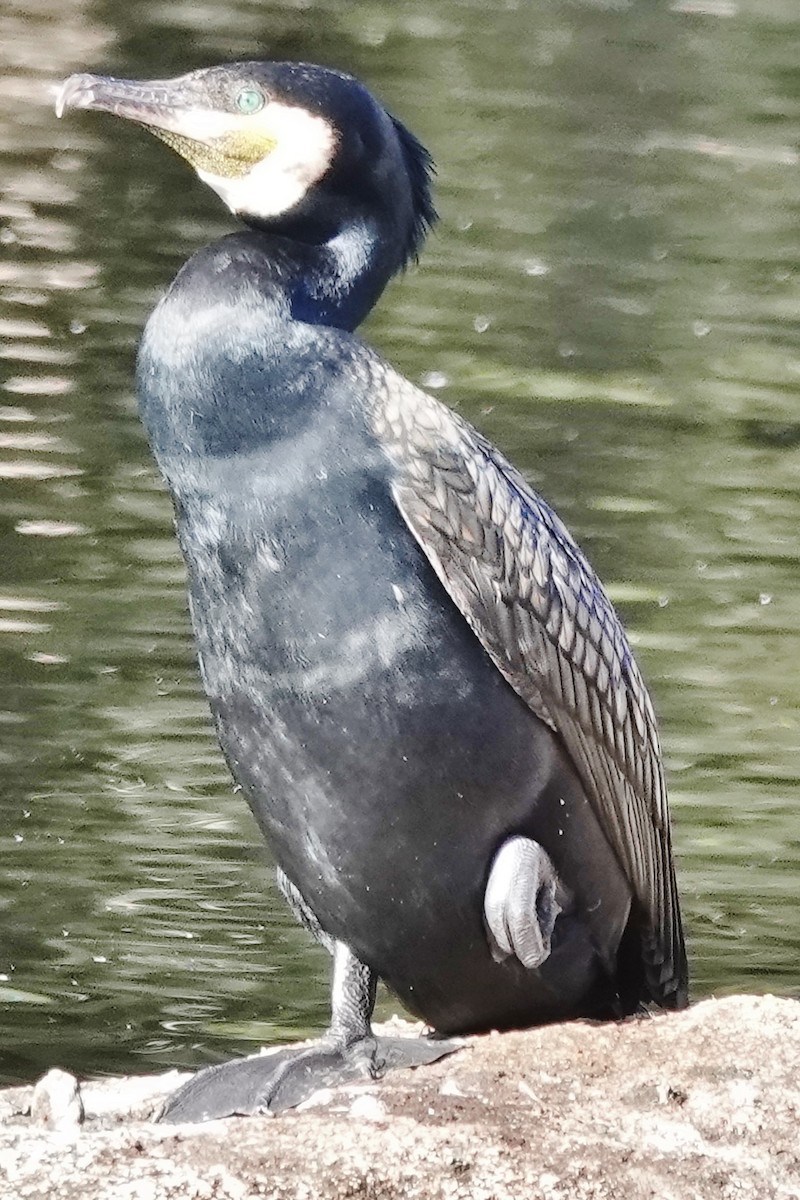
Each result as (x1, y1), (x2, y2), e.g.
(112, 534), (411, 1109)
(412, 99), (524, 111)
(58, 73), (187, 120)
(55, 72), (209, 133)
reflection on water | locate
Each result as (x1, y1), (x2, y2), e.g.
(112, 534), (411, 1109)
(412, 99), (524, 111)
(0, 0), (798, 1082)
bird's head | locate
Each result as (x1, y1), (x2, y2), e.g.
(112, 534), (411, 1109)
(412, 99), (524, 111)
(56, 61), (436, 271)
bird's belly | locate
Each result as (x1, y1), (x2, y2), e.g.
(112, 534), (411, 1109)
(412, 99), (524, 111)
(208, 593), (553, 930)
(196, 585), (629, 1031)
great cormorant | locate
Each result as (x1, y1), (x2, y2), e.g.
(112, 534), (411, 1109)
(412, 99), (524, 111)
(56, 61), (688, 1123)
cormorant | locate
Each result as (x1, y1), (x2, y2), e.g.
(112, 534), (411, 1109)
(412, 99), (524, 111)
(55, 61), (688, 1123)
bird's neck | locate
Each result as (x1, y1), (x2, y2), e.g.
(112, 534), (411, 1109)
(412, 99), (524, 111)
(238, 208), (402, 333)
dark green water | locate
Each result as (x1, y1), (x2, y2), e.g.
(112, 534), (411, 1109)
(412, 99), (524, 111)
(0, 0), (798, 1083)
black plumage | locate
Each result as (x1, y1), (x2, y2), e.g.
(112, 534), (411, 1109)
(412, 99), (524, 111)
(56, 61), (687, 1121)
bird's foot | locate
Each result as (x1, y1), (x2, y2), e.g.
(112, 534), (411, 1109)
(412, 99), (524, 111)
(157, 1033), (461, 1123)
(484, 835), (569, 969)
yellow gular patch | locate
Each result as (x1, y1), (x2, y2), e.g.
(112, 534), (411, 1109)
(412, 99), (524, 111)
(146, 125), (278, 179)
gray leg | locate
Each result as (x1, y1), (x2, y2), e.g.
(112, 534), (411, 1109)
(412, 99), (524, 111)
(329, 941), (377, 1045)
(276, 872), (377, 1050)
(484, 835), (568, 969)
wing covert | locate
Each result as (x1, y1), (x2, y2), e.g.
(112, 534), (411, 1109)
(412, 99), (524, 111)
(366, 358), (687, 1007)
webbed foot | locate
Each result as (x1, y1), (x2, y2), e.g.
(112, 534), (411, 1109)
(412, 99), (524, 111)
(157, 1033), (460, 1123)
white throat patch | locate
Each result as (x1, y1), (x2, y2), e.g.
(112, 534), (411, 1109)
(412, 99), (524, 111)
(198, 102), (337, 222)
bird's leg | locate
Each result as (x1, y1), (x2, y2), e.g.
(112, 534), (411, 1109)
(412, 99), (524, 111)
(326, 941), (377, 1051)
(483, 835), (570, 969)
(158, 941), (460, 1123)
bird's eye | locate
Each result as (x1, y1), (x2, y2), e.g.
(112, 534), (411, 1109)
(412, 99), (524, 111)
(235, 87), (266, 115)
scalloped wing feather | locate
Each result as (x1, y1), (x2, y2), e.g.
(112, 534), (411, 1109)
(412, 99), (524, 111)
(367, 359), (687, 1007)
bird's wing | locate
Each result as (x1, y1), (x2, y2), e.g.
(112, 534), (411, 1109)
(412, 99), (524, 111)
(366, 359), (687, 1007)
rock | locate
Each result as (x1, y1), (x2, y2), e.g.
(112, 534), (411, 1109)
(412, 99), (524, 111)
(347, 1093), (387, 1122)
(29, 1069), (84, 1131)
(0, 995), (798, 1199)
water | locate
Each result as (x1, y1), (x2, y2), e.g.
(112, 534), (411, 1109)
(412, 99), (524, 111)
(0, 0), (798, 1084)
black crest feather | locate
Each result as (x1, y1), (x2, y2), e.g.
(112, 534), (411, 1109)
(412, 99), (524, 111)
(390, 115), (438, 267)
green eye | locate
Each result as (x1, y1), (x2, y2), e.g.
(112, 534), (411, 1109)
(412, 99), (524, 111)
(235, 87), (265, 115)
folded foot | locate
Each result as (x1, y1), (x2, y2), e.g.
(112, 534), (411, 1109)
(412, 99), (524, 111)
(158, 1033), (460, 1123)
(484, 835), (568, 969)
